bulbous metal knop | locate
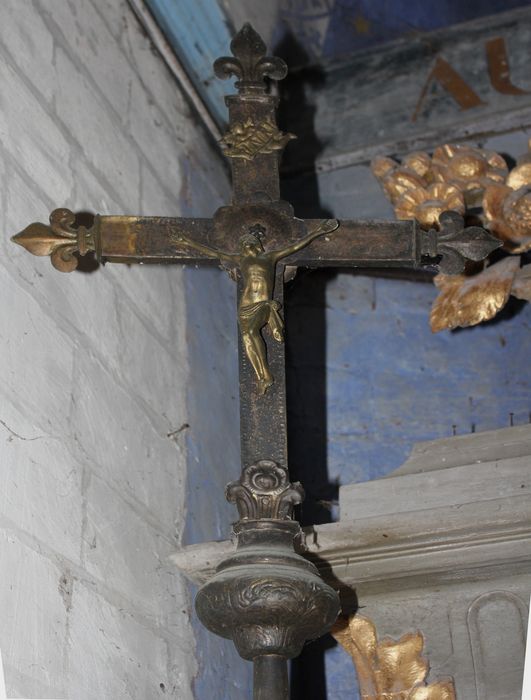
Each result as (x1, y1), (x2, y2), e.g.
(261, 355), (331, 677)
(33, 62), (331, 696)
(195, 520), (340, 661)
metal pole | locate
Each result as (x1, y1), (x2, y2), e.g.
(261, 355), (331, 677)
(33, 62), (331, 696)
(253, 656), (289, 700)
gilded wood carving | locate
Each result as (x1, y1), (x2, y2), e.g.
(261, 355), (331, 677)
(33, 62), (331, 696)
(332, 614), (456, 700)
(372, 140), (531, 331)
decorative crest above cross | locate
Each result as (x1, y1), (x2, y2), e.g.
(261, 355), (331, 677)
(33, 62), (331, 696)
(11, 23), (501, 700)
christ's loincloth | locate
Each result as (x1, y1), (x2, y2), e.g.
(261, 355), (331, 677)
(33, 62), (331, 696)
(239, 300), (284, 341)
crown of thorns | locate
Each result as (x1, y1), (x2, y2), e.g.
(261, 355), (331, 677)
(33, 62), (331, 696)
(248, 223), (266, 237)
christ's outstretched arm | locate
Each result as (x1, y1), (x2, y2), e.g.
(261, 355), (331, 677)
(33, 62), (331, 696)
(171, 232), (240, 264)
(272, 219), (339, 262)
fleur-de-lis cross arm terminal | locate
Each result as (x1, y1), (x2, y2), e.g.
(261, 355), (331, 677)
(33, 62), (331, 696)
(11, 208), (96, 272)
(422, 210), (501, 274)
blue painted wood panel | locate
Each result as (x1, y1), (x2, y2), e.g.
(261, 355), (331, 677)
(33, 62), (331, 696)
(145, 0), (234, 125)
(276, 0), (531, 62)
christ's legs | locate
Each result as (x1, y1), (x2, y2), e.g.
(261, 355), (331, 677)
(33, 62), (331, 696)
(241, 329), (272, 394)
(242, 329), (273, 394)
(239, 303), (274, 394)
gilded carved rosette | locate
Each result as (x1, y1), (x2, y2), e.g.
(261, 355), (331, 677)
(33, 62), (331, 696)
(372, 141), (531, 330)
(332, 614), (456, 700)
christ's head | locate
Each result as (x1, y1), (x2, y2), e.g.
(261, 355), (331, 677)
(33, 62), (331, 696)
(239, 224), (266, 256)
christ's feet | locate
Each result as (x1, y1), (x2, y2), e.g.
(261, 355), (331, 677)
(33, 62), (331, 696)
(257, 375), (274, 395)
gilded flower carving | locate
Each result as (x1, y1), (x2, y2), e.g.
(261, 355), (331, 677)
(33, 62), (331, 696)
(431, 144), (508, 200)
(483, 140), (531, 253)
(372, 140), (531, 329)
(371, 153), (431, 204)
(483, 184), (531, 253)
(332, 614), (456, 699)
(505, 137), (531, 190)
(394, 183), (465, 229)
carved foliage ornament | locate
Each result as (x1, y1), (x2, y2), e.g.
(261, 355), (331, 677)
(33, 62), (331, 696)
(12, 208), (96, 272)
(220, 117), (296, 161)
(372, 140), (531, 330)
(332, 614), (456, 700)
(226, 460), (304, 520)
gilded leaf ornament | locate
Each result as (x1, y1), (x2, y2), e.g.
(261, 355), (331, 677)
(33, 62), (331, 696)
(11, 208), (96, 272)
(332, 614), (456, 700)
(372, 141), (531, 329)
(220, 117), (296, 161)
(430, 256), (521, 332)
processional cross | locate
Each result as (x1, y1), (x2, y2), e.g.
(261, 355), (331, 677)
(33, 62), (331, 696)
(12, 24), (500, 700)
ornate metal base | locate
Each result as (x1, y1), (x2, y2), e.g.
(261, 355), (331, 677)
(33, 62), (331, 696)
(196, 519), (339, 697)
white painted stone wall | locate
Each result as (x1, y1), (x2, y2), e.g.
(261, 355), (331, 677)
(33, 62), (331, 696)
(0, 1), (230, 698)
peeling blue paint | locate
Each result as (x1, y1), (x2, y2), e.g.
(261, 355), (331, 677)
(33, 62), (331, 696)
(145, 0), (234, 125)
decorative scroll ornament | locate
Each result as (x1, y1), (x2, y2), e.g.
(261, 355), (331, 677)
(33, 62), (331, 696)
(11, 208), (96, 272)
(220, 117), (296, 161)
(226, 460), (304, 520)
(372, 142), (531, 329)
(214, 23), (288, 94)
(332, 614), (456, 700)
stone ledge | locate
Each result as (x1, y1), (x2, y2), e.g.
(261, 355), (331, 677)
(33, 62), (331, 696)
(172, 426), (531, 604)
(340, 424), (531, 520)
(171, 495), (531, 598)
(392, 424), (531, 475)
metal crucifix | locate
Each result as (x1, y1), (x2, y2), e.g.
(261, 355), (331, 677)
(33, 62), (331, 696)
(12, 24), (500, 700)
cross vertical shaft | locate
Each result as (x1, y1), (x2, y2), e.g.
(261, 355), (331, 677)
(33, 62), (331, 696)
(238, 267), (287, 467)
(215, 23), (296, 470)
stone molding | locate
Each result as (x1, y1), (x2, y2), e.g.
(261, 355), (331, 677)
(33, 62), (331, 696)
(171, 426), (531, 600)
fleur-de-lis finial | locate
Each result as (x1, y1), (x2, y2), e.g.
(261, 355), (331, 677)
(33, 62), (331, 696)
(11, 208), (96, 272)
(423, 210), (502, 274)
(214, 23), (288, 94)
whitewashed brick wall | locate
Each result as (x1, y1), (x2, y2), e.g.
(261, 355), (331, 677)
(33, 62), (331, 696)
(0, 1), (230, 698)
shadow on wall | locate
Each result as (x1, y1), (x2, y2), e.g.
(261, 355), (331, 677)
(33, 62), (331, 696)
(275, 29), (344, 700)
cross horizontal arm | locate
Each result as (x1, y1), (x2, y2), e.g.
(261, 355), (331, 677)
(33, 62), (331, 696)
(11, 209), (233, 271)
(295, 219), (420, 268)
(96, 216), (220, 265)
(296, 213), (501, 274)
(12, 209), (500, 276)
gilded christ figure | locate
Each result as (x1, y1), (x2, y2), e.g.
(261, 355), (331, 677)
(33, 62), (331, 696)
(172, 218), (338, 394)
